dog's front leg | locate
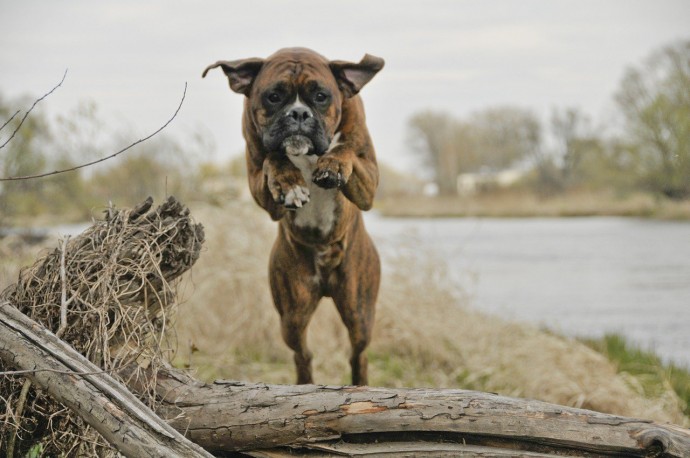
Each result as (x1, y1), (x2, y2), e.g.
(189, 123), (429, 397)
(269, 232), (322, 384)
(312, 144), (378, 211)
(246, 152), (311, 220)
(263, 155), (311, 210)
(312, 96), (379, 210)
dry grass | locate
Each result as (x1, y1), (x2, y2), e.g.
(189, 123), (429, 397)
(176, 199), (688, 426)
(376, 190), (690, 219)
(0, 197), (203, 457)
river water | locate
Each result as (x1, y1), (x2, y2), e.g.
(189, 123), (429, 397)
(364, 214), (690, 369)
(33, 214), (689, 368)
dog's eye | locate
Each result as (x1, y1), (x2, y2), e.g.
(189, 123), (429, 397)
(267, 92), (283, 104)
(314, 92), (330, 104)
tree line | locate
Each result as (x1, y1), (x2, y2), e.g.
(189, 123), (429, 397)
(1, 40), (688, 225)
(409, 40), (690, 198)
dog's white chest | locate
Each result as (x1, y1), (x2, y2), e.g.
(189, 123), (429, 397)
(287, 154), (338, 235)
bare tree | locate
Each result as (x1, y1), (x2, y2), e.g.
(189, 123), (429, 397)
(615, 40), (690, 199)
(408, 107), (541, 195)
(550, 107), (605, 187)
(408, 110), (458, 194)
(469, 106), (541, 171)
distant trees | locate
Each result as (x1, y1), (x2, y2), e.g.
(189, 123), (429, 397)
(89, 134), (203, 205)
(470, 107), (542, 171)
(615, 40), (690, 199)
(550, 108), (595, 187)
(0, 93), (67, 219)
(2, 39), (688, 221)
(409, 39), (690, 200)
(408, 107), (541, 195)
(407, 111), (457, 194)
(0, 92), (207, 223)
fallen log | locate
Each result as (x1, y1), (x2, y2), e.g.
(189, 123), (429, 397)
(146, 366), (690, 457)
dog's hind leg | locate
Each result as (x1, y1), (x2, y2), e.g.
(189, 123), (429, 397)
(333, 282), (377, 386)
(279, 304), (318, 384)
(331, 233), (380, 386)
(269, 237), (321, 384)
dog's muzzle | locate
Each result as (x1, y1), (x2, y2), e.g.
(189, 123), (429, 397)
(263, 104), (330, 156)
(282, 135), (314, 156)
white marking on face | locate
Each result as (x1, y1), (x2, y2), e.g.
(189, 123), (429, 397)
(284, 95), (310, 118)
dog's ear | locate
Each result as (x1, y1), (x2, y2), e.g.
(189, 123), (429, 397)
(202, 58), (265, 95)
(330, 54), (384, 98)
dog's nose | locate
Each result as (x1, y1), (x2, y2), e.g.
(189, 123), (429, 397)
(287, 106), (313, 122)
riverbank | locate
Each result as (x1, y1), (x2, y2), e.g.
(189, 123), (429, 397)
(583, 334), (690, 419)
(375, 190), (690, 219)
(172, 201), (688, 425)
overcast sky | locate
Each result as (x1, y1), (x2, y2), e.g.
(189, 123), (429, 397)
(1, 1), (689, 172)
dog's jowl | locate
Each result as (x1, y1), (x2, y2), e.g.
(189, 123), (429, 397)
(204, 48), (383, 385)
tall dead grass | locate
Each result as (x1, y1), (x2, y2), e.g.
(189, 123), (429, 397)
(376, 190), (690, 219)
(1, 197), (204, 456)
(176, 200), (687, 426)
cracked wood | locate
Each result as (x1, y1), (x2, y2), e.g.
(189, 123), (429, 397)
(147, 369), (690, 457)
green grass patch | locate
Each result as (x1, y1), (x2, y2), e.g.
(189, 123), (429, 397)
(583, 334), (690, 418)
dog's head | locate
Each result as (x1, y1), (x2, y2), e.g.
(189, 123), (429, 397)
(203, 48), (383, 157)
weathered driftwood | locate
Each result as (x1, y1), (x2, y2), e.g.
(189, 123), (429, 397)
(0, 300), (212, 458)
(146, 366), (690, 457)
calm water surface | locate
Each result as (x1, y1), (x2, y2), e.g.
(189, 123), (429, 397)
(364, 214), (690, 369)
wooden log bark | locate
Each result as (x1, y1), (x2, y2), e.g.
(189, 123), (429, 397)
(0, 300), (213, 458)
(147, 366), (690, 457)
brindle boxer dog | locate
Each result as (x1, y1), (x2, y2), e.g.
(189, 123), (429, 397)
(203, 48), (383, 385)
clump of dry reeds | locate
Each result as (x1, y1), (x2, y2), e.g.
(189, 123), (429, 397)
(0, 196), (204, 457)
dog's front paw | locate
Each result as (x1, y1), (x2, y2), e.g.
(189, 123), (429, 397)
(282, 184), (310, 209)
(313, 155), (352, 189)
(266, 164), (310, 208)
(313, 169), (343, 189)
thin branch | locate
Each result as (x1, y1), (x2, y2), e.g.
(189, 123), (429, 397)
(6, 379), (31, 458)
(0, 69), (68, 150)
(0, 365), (127, 377)
(0, 82), (188, 182)
(56, 235), (71, 339)
(0, 109), (21, 133)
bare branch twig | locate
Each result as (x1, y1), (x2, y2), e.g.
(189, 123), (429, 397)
(6, 379), (32, 458)
(0, 69), (68, 150)
(0, 82), (188, 182)
(0, 362), (129, 377)
(56, 236), (72, 339)
(0, 110), (21, 133)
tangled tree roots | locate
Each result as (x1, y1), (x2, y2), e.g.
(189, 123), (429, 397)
(0, 196), (204, 457)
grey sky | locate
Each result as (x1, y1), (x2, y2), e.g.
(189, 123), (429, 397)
(1, 1), (689, 172)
